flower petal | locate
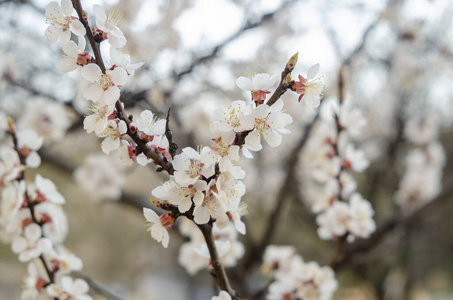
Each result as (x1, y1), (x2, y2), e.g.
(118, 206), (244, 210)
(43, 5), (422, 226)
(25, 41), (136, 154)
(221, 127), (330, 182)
(81, 64), (103, 82)
(307, 63), (320, 80)
(236, 76), (253, 91)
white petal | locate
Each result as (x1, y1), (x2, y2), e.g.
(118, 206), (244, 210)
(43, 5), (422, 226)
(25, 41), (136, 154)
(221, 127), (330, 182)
(93, 5), (107, 29)
(69, 19), (86, 37)
(83, 84), (103, 102)
(107, 28), (127, 48)
(236, 76), (253, 91)
(234, 219), (246, 235)
(254, 104), (271, 119)
(59, 30), (71, 47)
(25, 152), (41, 168)
(45, 25), (61, 43)
(25, 223), (42, 242)
(103, 86), (120, 105)
(244, 130), (261, 149)
(11, 237), (27, 253)
(45, 2), (61, 18)
(143, 208), (159, 223)
(307, 63), (320, 80)
(60, 0), (73, 16)
(109, 67), (128, 86)
(263, 129), (282, 147)
(57, 58), (77, 73)
(81, 64), (103, 82)
(62, 40), (78, 58)
(77, 35), (86, 52)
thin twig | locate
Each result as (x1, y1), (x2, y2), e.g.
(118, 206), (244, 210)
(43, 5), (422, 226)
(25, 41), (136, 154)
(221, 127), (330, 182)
(74, 271), (126, 300)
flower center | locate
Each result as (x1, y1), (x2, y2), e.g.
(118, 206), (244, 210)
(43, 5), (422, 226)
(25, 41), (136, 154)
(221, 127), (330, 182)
(98, 74), (113, 90)
(106, 10), (122, 31)
(255, 118), (269, 131)
(185, 160), (204, 178)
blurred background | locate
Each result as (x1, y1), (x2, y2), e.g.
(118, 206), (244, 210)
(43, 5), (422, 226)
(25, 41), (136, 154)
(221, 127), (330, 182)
(1, 0), (453, 299)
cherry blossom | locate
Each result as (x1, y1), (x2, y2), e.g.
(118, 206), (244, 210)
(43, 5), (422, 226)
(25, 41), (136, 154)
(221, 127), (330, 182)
(110, 47), (144, 76)
(0, 147), (23, 186)
(81, 64), (128, 105)
(152, 178), (207, 213)
(11, 223), (53, 262)
(46, 276), (92, 300)
(57, 36), (92, 73)
(21, 261), (49, 300)
(135, 110), (166, 136)
(214, 100), (252, 133)
(83, 101), (115, 135)
(143, 208), (170, 248)
(16, 129), (43, 168)
(294, 63), (324, 108)
(45, 0), (86, 46)
(347, 193), (376, 239)
(93, 5), (127, 48)
(242, 99), (293, 148)
(100, 120), (128, 154)
(34, 174), (66, 205)
(173, 147), (216, 186)
(236, 73), (278, 104)
(316, 201), (349, 240)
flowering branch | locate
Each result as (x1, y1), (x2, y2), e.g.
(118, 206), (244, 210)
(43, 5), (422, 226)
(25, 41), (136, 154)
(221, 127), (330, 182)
(8, 120), (56, 285)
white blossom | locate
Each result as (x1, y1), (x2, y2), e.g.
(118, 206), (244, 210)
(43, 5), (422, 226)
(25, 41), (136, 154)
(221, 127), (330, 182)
(83, 101), (115, 135)
(135, 110), (166, 136)
(236, 73), (278, 103)
(242, 99), (293, 149)
(316, 201), (349, 240)
(347, 193), (376, 239)
(33, 174), (65, 205)
(294, 63), (324, 109)
(93, 5), (127, 48)
(11, 223), (53, 262)
(47, 276), (92, 300)
(214, 100), (252, 133)
(81, 64), (128, 105)
(100, 120), (128, 154)
(173, 147), (216, 186)
(45, 0), (86, 46)
(17, 130), (44, 168)
(143, 208), (170, 248)
(110, 47), (144, 76)
(57, 36), (89, 73)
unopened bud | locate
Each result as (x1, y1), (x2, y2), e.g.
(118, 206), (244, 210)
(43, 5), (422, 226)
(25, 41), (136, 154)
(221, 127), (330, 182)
(286, 52), (299, 72)
(283, 74), (292, 86)
(7, 117), (15, 134)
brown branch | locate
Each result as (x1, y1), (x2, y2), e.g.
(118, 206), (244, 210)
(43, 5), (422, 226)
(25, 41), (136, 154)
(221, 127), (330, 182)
(197, 224), (237, 299)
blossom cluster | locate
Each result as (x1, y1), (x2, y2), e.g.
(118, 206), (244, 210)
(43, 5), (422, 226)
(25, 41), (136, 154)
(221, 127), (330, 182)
(395, 114), (446, 213)
(262, 245), (337, 300)
(45, 0), (146, 157)
(0, 122), (90, 300)
(300, 100), (376, 241)
(148, 70), (314, 247)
